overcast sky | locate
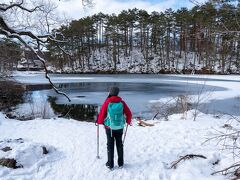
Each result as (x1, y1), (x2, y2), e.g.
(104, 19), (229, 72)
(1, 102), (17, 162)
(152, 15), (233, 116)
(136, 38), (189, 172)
(57, 0), (207, 20)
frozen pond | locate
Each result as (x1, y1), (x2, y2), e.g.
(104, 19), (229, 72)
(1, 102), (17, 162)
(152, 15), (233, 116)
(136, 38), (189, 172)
(12, 72), (237, 121)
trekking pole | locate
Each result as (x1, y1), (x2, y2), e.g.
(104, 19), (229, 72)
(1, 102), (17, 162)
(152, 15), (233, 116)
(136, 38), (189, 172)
(123, 124), (129, 145)
(95, 122), (100, 159)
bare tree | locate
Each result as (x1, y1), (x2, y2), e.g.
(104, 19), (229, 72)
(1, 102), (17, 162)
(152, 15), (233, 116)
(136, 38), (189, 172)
(149, 95), (191, 121)
(149, 97), (177, 121)
(0, 0), (92, 102)
(204, 115), (240, 179)
(191, 81), (213, 121)
(0, 38), (21, 76)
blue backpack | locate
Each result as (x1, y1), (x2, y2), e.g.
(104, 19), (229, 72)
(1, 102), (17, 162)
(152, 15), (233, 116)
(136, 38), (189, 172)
(104, 102), (125, 130)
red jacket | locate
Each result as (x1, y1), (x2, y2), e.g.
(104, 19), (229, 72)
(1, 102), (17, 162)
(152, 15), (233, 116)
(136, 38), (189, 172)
(97, 96), (132, 126)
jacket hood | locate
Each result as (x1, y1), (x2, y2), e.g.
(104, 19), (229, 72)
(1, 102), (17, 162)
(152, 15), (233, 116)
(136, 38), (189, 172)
(107, 96), (122, 102)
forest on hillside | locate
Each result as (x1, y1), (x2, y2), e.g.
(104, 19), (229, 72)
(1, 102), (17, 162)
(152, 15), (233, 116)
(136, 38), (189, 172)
(0, 1), (239, 74)
(47, 2), (240, 74)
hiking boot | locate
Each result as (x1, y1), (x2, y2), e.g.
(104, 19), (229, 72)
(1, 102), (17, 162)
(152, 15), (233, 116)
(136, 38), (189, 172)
(119, 165), (123, 169)
(118, 162), (124, 169)
(105, 162), (113, 170)
(118, 160), (124, 168)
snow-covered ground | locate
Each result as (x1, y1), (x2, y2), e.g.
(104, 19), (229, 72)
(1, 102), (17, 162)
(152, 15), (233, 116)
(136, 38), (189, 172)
(0, 74), (240, 179)
(0, 110), (233, 180)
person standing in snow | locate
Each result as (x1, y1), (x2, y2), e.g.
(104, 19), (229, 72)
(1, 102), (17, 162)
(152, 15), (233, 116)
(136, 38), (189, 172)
(97, 86), (132, 169)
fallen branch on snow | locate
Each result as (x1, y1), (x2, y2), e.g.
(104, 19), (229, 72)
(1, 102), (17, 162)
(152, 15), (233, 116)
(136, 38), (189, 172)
(136, 117), (155, 127)
(170, 154), (207, 169)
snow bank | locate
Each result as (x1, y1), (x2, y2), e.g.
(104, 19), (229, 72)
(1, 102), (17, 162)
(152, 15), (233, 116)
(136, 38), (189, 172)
(0, 110), (233, 180)
(12, 71), (45, 77)
(0, 137), (60, 179)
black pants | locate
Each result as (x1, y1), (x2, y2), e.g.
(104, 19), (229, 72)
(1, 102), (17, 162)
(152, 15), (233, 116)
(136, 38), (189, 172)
(105, 128), (124, 168)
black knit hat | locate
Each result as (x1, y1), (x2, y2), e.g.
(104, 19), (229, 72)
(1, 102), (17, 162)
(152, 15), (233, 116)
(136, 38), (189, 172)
(109, 86), (119, 96)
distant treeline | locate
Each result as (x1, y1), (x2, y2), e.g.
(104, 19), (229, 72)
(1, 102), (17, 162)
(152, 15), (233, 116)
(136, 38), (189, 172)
(48, 1), (240, 74)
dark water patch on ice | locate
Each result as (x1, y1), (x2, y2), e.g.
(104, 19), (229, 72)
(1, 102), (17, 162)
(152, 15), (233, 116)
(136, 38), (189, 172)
(48, 97), (98, 122)
(199, 97), (240, 116)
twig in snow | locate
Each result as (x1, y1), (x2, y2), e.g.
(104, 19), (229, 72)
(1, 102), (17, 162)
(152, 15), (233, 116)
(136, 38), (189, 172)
(170, 154), (207, 169)
(211, 162), (240, 177)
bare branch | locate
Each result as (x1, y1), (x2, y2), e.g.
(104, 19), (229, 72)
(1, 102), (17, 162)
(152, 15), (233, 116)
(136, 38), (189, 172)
(212, 162), (240, 175)
(0, 16), (46, 43)
(0, 0), (77, 103)
(0, 0), (42, 13)
(0, 28), (71, 102)
(189, 0), (202, 6)
(82, 0), (94, 7)
(170, 154), (207, 169)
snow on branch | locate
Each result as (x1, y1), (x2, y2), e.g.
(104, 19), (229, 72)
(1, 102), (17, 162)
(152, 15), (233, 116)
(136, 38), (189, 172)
(0, 0), (73, 102)
(203, 114), (240, 179)
(203, 114), (240, 159)
(0, 16), (67, 44)
(0, 0), (42, 13)
(0, 28), (71, 102)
